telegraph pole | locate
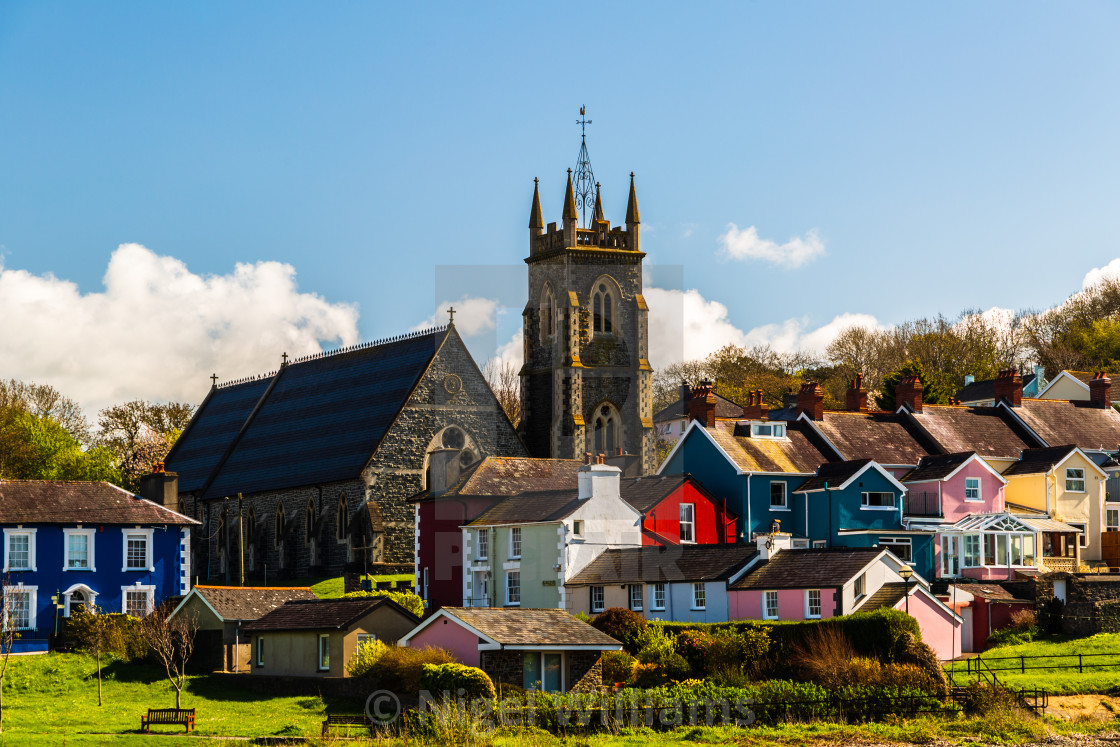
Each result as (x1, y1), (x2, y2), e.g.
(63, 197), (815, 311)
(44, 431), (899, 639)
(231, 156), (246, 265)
(238, 493), (245, 587)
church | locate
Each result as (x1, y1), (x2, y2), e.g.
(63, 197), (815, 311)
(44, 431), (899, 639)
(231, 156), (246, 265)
(160, 134), (655, 581)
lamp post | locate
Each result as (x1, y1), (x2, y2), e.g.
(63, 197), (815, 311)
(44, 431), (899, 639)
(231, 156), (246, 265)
(899, 565), (914, 615)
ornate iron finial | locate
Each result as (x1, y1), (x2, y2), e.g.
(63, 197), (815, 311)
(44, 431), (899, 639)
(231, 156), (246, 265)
(448, 306), (456, 325)
(210, 373), (218, 388)
(573, 106), (596, 228)
(281, 352), (289, 367)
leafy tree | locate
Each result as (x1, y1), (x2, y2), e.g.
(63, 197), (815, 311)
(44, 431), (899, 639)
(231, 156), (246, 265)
(0, 411), (119, 482)
(874, 361), (948, 411)
(97, 400), (195, 491)
(70, 605), (121, 706)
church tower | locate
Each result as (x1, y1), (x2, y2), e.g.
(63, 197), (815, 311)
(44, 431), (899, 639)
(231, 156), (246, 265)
(518, 128), (654, 474)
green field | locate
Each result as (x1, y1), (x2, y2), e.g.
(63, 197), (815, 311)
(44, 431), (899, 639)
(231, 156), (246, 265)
(946, 632), (1120, 694)
(273, 574), (414, 600)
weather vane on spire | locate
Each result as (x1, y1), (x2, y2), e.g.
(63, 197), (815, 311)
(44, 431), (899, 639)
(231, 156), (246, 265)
(573, 105), (597, 228)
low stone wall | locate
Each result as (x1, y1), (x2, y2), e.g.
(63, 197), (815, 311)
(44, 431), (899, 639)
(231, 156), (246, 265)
(1031, 572), (1120, 635)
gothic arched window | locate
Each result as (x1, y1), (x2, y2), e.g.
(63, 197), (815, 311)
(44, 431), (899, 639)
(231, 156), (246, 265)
(540, 285), (555, 342)
(592, 281), (615, 334)
(593, 403), (620, 455)
(274, 503), (285, 549)
(336, 497), (349, 542)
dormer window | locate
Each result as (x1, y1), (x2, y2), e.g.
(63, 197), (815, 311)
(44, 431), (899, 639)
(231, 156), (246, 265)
(750, 423), (785, 439)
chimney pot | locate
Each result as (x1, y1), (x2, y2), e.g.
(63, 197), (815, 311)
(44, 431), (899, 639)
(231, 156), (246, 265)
(796, 381), (824, 420)
(1090, 372), (1112, 409)
(688, 380), (717, 427)
(993, 368), (1022, 407)
(895, 375), (924, 413)
(845, 372), (868, 412)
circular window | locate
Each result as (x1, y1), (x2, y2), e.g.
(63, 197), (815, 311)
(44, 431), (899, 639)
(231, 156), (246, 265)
(600, 405), (610, 417)
(443, 373), (463, 395)
(459, 448), (477, 468)
(442, 427), (466, 450)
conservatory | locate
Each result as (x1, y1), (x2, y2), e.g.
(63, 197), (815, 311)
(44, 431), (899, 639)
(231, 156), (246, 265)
(929, 512), (1082, 580)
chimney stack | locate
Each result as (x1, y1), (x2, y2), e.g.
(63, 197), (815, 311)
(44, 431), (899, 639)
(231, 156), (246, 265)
(688, 380), (717, 427)
(796, 382), (824, 420)
(577, 462), (622, 502)
(427, 448), (462, 497)
(755, 527), (794, 561)
(993, 369), (1022, 407)
(895, 375), (924, 413)
(741, 389), (770, 420)
(845, 373), (868, 412)
(1090, 371), (1112, 409)
(139, 466), (180, 513)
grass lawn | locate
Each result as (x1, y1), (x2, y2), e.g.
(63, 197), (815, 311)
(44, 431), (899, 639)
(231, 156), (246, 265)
(946, 632), (1120, 694)
(276, 574), (414, 599)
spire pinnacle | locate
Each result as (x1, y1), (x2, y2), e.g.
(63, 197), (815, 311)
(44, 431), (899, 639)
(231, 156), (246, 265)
(593, 182), (604, 224)
(529, 177), (544, 229)
(572, 106), (596, 227)
(563, 168), (578, 222)
(626, 171), (640, 225)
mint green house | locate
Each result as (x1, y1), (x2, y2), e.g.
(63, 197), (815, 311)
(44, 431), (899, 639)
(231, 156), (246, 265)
(462, 463), (642, 611)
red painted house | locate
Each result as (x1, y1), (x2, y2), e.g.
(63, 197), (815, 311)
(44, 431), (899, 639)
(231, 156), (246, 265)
(946, 582), (1034, 652)
(413, 455), (736, 614)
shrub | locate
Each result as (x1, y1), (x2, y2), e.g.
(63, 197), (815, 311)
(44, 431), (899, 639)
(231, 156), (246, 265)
(709, 628), (770, 674)
(347, 639), (388, 677)
(601, 650), (635, 685)
(960, 682), (1020, 715)
(891, 631), (948, 696)
(341, 590), (424, 618)
(986, 625), (1040, 649)
(675, 628), (714, 675)
(1009, 608), (1036, 631)
(61, 607), (147, 661)
(360, 645), (455, 693)
(789, 626), (857, 687)
(590, 608), (647, 652)
(635, 624), (677, 662)
(420, 662), (496, 700)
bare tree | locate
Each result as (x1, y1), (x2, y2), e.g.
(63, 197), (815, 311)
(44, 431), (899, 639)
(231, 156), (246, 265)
(140, 610), (199, 709)
(71, 605), (120, 706)
(483, 359), (521, 426)
(0, 581), (23, 732)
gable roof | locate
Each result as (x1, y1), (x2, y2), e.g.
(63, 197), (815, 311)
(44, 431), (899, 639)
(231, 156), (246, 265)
(617, 474), (689, 513)
(242, 597), (419, 632)
(1001, 399), (1120, 453)
(408, 607), (621, 649)
(793, 459), (906, 494)
(859, 582), (908, 611)
(653, 390), (743, 423)
(1035, 370), (1104, 399)
(0, 481), (198, 525)
(900, 451), (1006, 484)
(955, 373), (1037, 404)
(567, 545), (757, 586)
(426, 457), (582, 500)
(685, 419), (834, 474)
(1002, 444), (1108, 477)
(906, 405), (1038, 459)
(807, 411), (932, 466)
(467, 489), (585, 526)
(171, 585), (317, 622)
(730, 547), (886, 590)
(166, 326), (452, 499)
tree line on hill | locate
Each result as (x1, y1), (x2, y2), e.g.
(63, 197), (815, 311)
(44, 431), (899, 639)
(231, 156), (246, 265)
(0, 379), (193, 492)
(653, 276), (1120, 413)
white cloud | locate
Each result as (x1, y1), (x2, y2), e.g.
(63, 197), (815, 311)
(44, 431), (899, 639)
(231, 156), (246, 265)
(0, 244), (359, 415)
(1082, 258), (1120, 290)
(747, 312), (886, 356)
(413, 295), (499, 338)
(718, 224), (825, 268)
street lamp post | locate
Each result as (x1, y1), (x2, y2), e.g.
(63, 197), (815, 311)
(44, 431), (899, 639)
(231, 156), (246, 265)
(899, 565), (914, 615)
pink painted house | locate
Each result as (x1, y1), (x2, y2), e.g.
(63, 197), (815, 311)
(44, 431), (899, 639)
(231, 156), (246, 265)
(727, 536), (962, 660)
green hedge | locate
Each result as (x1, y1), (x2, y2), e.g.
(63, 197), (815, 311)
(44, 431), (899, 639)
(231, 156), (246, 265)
(342, 589), (424, 617)
(421, 662), (496, 700)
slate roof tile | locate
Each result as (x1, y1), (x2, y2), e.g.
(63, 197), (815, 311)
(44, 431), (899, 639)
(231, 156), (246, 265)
(730, 548), (884, 590)
(1010, 399), (1120, 452)
(706, 420), (834, 474)
(956, 374), (1036, 404)
(857, 582), (907, 612)
(440, 607), (621, 647)
(814, 411), (932, 465)
(189, 586), (317, 621)
(908, 405), (1036, 458)
(653, 392), (743, 423)
(0, 481), (198, 525)
(794, 459), (874, 493)
(567, 545), (757, 585)
(1001, 445), (1080, 476)
(242, 597), (418, 632)
(900, 452), (977, 483)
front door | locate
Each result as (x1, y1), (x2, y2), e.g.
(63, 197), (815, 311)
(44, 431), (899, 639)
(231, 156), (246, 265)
(941, 535), (960, 577)
(543, 653), (562, 692)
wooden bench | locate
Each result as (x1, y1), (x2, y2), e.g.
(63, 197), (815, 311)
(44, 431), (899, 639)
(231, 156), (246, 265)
(140, 707), (195, 733)
(322, 714), (374, 736)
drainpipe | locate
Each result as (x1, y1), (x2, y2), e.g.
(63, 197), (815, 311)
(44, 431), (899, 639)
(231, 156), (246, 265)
(745, 475), (752, 543)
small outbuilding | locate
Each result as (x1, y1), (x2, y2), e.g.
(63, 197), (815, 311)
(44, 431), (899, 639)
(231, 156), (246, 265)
(243, 597), (421, 677)
(168, 585), (317, 671)
(399, 607), (622, 693)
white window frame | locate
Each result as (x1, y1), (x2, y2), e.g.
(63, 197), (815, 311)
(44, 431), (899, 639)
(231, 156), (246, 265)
(356, 633), (377, 648)
(121, 584), (155, 617)
(590, 585), (604, 613)
(1066, 468), (1086, 493)
(879, 537), (913, 562)
(1107, 507), (1120, 533)
(812, 540), (827, 548)
(806, 589), (822, 619)
(751, 423), (786, 439)
(256, 637), (264, 667)
(510, 527), (522, 559)
(964, 477), (982, 502)
(692, 582), (706, 611)
(122, 528), (154, 572)
(3, 528), (37, 572)
(64, 528), (96, 572)
(2, 585), (36, 631)
(651, 582), (666, 611)
(505, 570), (521, 606)
(854, 573), (866, 599)
(679, 503), (695, 543)
(318, 633), (331, 671)
(476, 529), (488, 561)
(1068, 522), (1088, 548)
(962, 534), (982, 568)
(629, 584), (643, 611)
(762, 590), (778, 619)
(770, 481), (789, 510)
(861, 492), (896, 510)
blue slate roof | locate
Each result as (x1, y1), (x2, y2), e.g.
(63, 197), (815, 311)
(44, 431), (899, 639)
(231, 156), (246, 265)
(165, 326), (450, 499)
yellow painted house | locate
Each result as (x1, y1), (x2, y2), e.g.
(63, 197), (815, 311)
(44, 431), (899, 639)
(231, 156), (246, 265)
(1036, 370), (1120, 405)
(1001, 445), (1108, 570)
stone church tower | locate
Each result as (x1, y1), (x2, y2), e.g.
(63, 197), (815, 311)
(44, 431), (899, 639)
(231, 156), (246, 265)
(518, 171), (655, 474)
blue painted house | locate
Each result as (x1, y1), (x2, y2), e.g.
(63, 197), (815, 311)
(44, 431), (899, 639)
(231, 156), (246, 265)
(792, 460), (936, 580)
(659, 418), (835, 544)
(0, 480), (196, 652)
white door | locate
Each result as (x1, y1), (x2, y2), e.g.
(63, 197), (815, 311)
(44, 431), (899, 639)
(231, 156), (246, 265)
(941, 536), (961, 577)
(961, 607), (974, 653)
(1053, 579), (1067, 603)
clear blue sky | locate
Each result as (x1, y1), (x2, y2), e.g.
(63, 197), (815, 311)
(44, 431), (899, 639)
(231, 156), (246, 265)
(2, 2), (1120, 409)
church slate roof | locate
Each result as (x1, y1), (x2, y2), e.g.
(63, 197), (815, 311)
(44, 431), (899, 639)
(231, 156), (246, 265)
(166, 327), (451, 500)
(0, 481), (198, 525)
